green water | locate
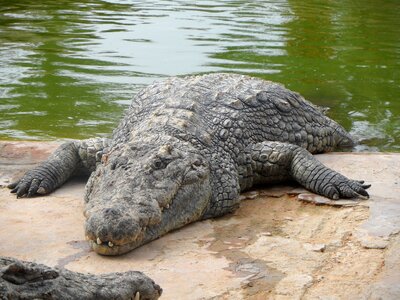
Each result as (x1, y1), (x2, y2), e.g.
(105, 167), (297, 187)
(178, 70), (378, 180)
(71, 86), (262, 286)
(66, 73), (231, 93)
(0, 0), (399, 151)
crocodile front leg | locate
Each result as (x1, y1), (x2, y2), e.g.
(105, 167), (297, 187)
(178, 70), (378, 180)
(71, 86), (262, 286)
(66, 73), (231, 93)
(249, 141), (370, 200)
(8, 138), (110, 197)
(202, 155), (241, 219)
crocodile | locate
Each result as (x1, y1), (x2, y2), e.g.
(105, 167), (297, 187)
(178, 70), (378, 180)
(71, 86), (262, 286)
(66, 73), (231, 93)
(0, 257), (162, 299)
(8, 73), (370, 257)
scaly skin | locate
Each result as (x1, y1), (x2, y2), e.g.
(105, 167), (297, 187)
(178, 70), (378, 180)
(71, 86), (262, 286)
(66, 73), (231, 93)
(0, 257), (162, 299)
(9, 73), (370, 257)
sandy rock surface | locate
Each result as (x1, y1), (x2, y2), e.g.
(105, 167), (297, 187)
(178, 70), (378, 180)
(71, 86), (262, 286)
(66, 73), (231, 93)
(0, 141), (399, 299)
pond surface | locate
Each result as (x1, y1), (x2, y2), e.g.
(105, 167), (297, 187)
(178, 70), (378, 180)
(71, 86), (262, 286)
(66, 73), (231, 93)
(0, 0), (399, 151)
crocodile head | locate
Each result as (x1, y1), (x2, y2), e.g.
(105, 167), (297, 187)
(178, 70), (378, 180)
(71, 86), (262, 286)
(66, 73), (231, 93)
(83, 139), (211, 255)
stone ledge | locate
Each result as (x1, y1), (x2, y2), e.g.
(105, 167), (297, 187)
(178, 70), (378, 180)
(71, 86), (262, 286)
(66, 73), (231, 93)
(0, 141), (399, 299)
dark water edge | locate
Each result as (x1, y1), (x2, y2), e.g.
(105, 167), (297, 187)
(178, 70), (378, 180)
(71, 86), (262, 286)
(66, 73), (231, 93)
(0, 0), (399, 152)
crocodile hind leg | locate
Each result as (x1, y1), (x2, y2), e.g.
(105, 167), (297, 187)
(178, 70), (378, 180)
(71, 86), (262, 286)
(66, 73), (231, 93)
(249, 141), (370, 200)
(8, 138), (110, 197)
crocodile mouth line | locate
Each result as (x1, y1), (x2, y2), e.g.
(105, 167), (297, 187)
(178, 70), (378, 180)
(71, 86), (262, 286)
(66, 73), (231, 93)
(88, 239), (143, 256)
(86, 221), (152, 255)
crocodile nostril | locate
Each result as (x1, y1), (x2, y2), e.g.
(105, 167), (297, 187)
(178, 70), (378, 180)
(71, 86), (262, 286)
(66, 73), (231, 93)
(104, 208), (118, 216)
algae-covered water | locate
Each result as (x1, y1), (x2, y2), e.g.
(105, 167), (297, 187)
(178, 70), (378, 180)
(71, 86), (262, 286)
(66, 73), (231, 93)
(0, 0), (399, 151)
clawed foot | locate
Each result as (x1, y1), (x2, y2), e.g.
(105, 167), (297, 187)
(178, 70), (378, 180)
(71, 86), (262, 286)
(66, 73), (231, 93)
(322, 178), (371, 200)
(8, 169), (53, 198)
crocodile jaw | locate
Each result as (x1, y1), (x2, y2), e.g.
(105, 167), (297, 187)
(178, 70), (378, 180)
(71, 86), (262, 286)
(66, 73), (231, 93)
(88, 238), (146, 256)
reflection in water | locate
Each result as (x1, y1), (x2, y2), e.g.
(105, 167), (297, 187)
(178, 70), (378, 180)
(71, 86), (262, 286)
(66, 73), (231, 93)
(0, 0), (399, 151)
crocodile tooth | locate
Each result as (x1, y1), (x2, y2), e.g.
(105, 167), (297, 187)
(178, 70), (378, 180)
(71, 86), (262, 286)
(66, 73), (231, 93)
(96, 237), (102, 245)
(134, 292), (140, 300)
(108, 241), (114, 247)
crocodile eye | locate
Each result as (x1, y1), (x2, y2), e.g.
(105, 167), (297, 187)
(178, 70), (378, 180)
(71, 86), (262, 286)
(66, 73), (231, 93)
(152, 158), (169, 170)
(191, 159), (203, 169)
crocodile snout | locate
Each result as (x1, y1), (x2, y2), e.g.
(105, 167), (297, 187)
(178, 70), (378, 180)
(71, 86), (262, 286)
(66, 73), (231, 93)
(85, 206), (149, 255)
